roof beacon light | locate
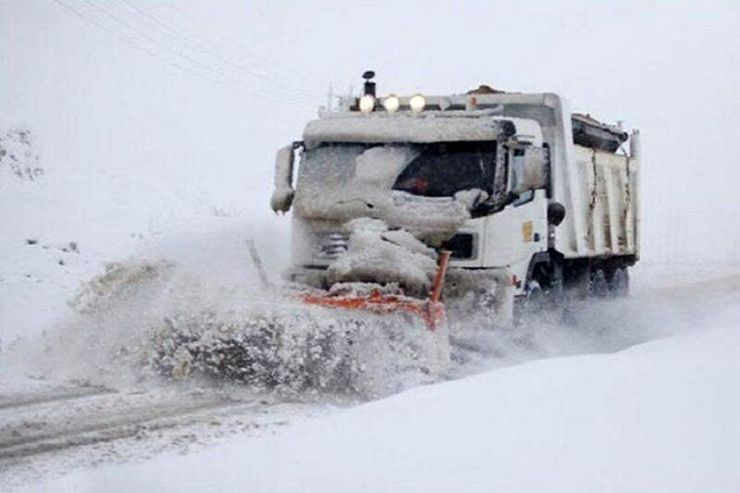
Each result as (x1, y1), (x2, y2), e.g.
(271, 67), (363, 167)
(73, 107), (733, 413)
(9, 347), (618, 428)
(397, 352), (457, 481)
(359, 94), (376, 113)
(382, 95), (400, 113)
(362, 70), (376, 97)
(409, 94), (426, 113)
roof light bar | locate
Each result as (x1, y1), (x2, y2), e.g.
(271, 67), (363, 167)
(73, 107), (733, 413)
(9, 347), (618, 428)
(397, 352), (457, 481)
(382, 95), (400, 113)
(359, 94), (376, 113)
(409, 94), (426, 113)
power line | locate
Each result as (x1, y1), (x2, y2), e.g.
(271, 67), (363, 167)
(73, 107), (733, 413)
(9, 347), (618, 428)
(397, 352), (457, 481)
(115, 0), (316, 100)
(79, 0), (312, 106)
(50, 0), (315, 109)
(157, 1), (328, 94)
(48, 0), (204, 79)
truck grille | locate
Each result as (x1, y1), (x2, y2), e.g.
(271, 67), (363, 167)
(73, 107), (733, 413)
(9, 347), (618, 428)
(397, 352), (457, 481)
(318, 232), (349, 258)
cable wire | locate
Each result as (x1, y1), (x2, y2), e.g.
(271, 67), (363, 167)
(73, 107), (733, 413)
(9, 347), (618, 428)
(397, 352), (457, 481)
(50, 0), (315, 109)
(80, 0), (312, 106)
(116, 0), (317, 101)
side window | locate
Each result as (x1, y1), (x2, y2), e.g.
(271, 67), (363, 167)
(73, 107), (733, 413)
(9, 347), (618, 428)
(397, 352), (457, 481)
(509, 145), (549, 205)
(511, 189), (535, 206)
(510, 148), (527, 194)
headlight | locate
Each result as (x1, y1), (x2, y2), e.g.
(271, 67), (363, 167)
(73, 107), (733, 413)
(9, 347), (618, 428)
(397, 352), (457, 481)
(359, 94), (375, 113)
(409, 94), (426, 113)
(382, 95), (400, 113)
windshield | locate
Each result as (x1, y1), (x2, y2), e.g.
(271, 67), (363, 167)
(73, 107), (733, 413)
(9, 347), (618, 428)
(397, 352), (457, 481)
(296, 144), (415, 190)
(392, 141), (497, 197)
(296, 141), (497, 198)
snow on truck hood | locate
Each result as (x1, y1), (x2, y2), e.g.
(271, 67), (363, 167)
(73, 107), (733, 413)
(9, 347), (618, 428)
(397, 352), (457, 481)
(302, 111), (525, 146)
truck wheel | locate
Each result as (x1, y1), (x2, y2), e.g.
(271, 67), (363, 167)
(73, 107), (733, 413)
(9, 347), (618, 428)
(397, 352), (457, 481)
(566, 267), (591, 301)
(516, 281), (545, 317)
(590, 268), (609, 297)
(607, 267), (629, 297)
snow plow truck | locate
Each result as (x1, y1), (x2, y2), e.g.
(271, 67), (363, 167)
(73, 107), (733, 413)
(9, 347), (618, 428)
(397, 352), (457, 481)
(271, 72), (640, 331)
(150, 73), (640, 393)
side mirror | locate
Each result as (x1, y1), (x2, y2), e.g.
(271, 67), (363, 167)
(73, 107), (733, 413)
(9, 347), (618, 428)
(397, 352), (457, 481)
(547, 201), (566, 226)
(270, 143), (300, 213)
(510, 146), (548, 195)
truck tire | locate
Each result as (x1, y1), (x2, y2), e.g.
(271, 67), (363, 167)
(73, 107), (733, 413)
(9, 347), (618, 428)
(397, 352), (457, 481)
(607, 267), (629, 297)
(590, 268), (609, 297)
(565, 267), (591, 301)
(524, 281), (545, 311)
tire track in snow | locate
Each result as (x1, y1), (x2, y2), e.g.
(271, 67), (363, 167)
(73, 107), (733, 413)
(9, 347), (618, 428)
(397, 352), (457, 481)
(0, 386), (113, 411)
(0, 389), (269, 462)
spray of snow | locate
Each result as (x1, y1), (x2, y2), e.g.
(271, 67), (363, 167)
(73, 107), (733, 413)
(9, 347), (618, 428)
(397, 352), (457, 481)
(6, 219), (449, 399)
(8, 200), (734, 404)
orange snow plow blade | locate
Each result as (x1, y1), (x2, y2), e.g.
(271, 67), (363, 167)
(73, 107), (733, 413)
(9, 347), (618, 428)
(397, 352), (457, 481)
(300, 251), (451, 330)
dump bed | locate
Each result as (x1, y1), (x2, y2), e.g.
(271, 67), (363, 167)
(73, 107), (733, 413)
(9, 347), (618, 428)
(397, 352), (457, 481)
(570, 144), (638, 258)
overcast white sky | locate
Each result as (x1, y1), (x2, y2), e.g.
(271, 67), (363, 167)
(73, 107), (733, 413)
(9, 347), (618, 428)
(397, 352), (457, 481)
(1, 0), (739, 262)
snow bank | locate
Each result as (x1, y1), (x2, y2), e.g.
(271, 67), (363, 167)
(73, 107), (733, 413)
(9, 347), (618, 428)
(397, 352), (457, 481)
(26, 321), (740, 492)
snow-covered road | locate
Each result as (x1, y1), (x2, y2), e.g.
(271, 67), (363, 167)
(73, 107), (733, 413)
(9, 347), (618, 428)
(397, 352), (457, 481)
(87, 322), (738, 493)
(1, 387), (265, 461)
(3, 269), (739, 491)
(0, 380), (332, 489)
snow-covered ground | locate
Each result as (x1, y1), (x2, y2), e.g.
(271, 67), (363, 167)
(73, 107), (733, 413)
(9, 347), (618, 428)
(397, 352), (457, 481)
(5, 152), (738, 490)
(14, 277), (740, 492)
(3, 241), (739, 491)
(3, 1), (740, 491)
